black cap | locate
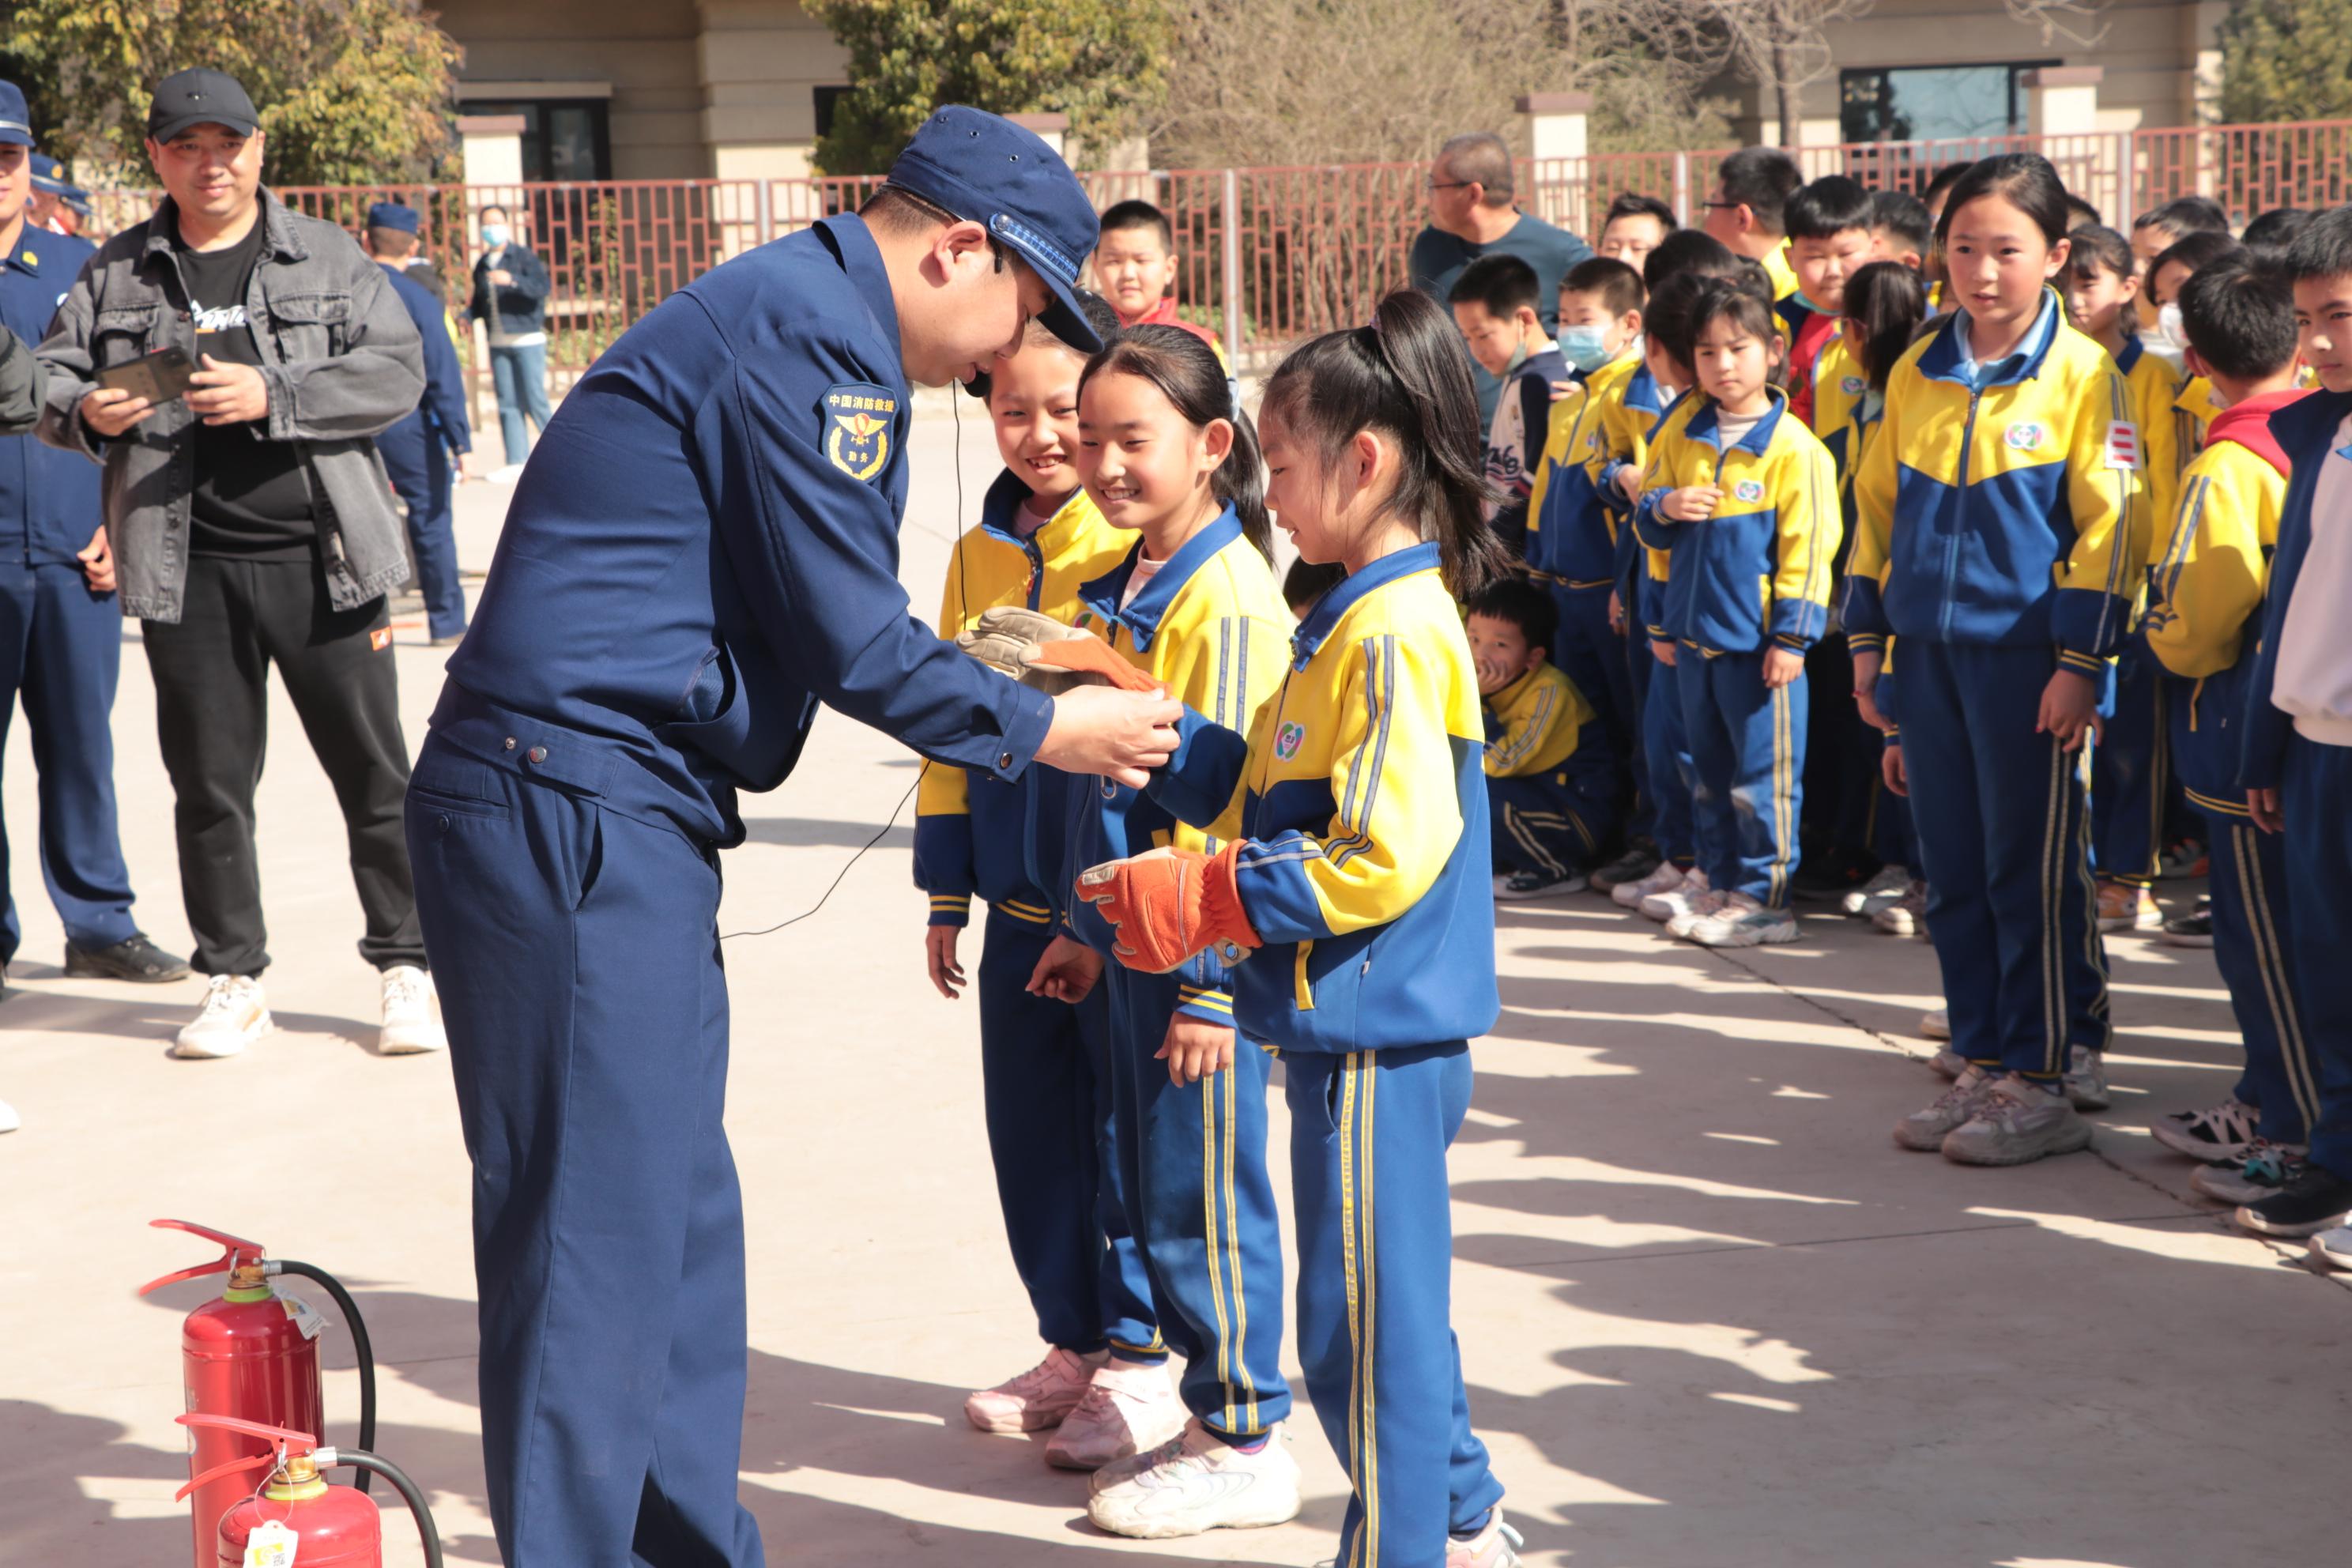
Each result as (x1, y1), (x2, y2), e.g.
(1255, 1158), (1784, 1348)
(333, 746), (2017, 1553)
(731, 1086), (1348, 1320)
(887, 107), (1103, 353)
(147, 68), (261, 143)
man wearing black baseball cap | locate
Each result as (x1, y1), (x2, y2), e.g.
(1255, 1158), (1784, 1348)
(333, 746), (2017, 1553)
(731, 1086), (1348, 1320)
(407, 106), (1178, 1567)
(36, 67), (432, 1061)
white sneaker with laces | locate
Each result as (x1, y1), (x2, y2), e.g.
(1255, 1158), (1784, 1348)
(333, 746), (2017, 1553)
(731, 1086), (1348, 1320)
(1664, 886), (1729, 938)
(1614, 861), (1685, 910)
(1841, 863), (1909, 917)
(1688, 891), (1799, 947)
(1872, 882), (1928, 936)
(2189, 1141), (2305, 1206)
(2150, 1098), (2261, 1164)
(379, 966), (447, 1055)
(1085, 1418), (1302, 1538)
(965, 1345), (1105, 1434)
(1046, 1357), (1187, 1470)
(1645, 869), (1712, 925)
(1894, 1065), (1996, 1151)
(173, 975), (272, 1060)
(1941, 1073), (2094, 1166)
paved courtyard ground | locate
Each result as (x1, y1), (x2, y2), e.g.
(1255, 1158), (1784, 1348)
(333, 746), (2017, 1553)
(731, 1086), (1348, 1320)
(4, 409), (2346, 1566)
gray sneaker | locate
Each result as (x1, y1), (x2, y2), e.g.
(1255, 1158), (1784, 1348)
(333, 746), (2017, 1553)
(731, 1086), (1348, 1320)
(1894, 1065), (1998, 1151)
(1928, 1048), (1967, 1079)
(2063, 1046), (2112, 1112)
(1688, 895), (1800, 948)
(1941, 1074), (2094, 1166)
(2189, 1141), (2305, 1206)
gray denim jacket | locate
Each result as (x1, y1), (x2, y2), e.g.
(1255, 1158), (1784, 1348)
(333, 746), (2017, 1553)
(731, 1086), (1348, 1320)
(36, 189), (426, 622)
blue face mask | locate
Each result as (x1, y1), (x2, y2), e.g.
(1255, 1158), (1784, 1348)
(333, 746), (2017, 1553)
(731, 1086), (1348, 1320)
(480, 224), (511, 250)
(1559, 324), (1615, 372)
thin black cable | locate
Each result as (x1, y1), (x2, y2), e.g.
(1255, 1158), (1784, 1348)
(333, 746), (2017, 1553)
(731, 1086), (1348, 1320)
(270, 1261), (375, 1497)
(336, 1451), (443, 1568)
(720, 390), (968, 944)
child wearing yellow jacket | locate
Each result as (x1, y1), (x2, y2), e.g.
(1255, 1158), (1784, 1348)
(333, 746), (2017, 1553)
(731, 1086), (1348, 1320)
(1470, 576), (1621, 897)
(1631, 279), (1840, 947)
(1845, 156), (2147, 1167)
(2139, 253), (2319, 1192)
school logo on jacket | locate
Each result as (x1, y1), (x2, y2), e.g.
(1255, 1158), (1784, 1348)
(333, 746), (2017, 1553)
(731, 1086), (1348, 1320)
(1275, 721), (1306, 760)
(824, 383), (898, 481)
(2003, 420), (2049, 453)
(1840, 375), (1864, 396)
(1733, 478), (1766, 503)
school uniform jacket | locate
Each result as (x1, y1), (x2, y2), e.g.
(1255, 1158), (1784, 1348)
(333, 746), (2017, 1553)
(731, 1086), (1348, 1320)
(1838, 385), (1891, 662)
(1842, 292), (2148, 673)
(1525, 351), (1642, 588)
(913, 473), (1133, 928)
(1483, 662), (1601, 778)
(1630, 390), (1841, 656)
(2116, 337), (2185, 558)
(1059, 508), (1289, 1026)
(2237, 387), (2352, 792)
(1594, 363), (1677, 616)
(1148, 542), (1500, 1054)
(2142, 387), (2308, 816)
(1811, 336), (1866, 480)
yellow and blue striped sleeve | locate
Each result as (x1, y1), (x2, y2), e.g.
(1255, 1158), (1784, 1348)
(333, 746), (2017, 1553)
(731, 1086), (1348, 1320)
(1770, 435), (1842, 649)
(1524, 388), (1587, 570)
(1233, 632), (1467, 940)
(2143, 450), (2269, 681)
(2053, 364), (2148, 671)
(911, 537), (979, 926)
(1483, 671), (1592, 778)
(1841, 367), (1903, 639)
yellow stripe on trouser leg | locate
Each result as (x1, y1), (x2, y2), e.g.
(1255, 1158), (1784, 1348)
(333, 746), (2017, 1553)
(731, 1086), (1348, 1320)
(2074, 745), (2109, 1031)
(1200, 1074), (1235, 1431)
(1224, 1061), (1257, 1430)
(2038, 739), (2064, 1076)
(2238, 823), (2322, 1127)
(1339, 1054), (1365, 1566)
(1361, 1054), (1378, 1564)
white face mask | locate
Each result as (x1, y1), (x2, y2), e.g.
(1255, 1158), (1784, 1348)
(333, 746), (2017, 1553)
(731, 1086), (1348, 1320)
(2147, 300), (2188, 368)
(480, 224), (511, 251)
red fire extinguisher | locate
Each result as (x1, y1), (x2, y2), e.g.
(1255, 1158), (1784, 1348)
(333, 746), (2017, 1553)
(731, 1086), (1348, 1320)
(176, 1413), (442, 1568)
(141, 1219), (379, 1568)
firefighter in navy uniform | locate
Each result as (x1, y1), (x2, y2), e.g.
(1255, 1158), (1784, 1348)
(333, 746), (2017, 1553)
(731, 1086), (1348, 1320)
(0, 81), (189, 999)
(404, 107), (1182, 1567)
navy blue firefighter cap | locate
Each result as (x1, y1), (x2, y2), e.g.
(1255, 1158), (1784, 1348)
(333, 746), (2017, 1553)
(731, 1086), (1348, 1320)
(885, 106), (1102, 354)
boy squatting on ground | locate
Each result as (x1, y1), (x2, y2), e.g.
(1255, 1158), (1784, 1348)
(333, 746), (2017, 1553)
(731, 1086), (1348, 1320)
(1468, 576), (1622, 899)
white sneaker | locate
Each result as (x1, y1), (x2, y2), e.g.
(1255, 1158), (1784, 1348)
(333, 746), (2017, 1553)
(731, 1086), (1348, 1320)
(173, 975), (272, 1059)
(1841, 864), (1910, 916)
(1688, 891), (1799, 947)
(0, 1096), (17, 1133)
(1920, 1008), (1951, 1042)
(2150, 1098), (2261, 1164)
(1086, 1418), (1302, 1539)
(489, 462), (526, 484)
(1645, 868), (1712, 924)
(1614, 861), (1685, 910)
(1894, 1065), (1997, 1151)
(1941, 1073), (2094, 1166)
(1664, 886), (1729, 937)
(379, 966), (447, 1055)
(965, 1345), (1106, 1434)
(2308, 1224), (2352, 1273)
(1045, 1357), (1187, 1470)
(1447, 1510), (1527, 1568)
(2063, 1045), (2112, 1113)
(1872, 881), (1928, 936)
(2189, 1141), (2305, 1206)
(1928, 1048), (1967, 1078)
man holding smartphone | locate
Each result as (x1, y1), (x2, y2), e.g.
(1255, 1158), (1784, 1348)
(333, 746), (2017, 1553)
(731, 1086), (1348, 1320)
(36, 68), (437, 1060)
(0, 81), (189, 1002)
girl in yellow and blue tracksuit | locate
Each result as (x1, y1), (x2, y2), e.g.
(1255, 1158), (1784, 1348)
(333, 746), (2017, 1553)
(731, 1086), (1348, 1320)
(1631, 326), (1841, 925)
(2143, 383), (2318, 1154)
(1050, 330), (1295, 1461)
(1845, 258), (2147, 1091)
(1113, 292), (1523, 1565)
(914, 465), (1163, 1372)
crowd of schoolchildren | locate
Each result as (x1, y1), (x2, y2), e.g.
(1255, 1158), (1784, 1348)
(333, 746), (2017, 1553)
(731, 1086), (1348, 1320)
(899, 168), (2352, 1566)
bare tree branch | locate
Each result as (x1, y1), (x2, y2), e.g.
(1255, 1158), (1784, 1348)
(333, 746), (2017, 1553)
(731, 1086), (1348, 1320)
(2003, 0), (2110, 48)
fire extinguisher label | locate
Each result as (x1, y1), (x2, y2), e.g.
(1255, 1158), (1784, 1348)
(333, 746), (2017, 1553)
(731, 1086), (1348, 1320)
(272, 1284), (326, 1341)
(243, 1519), (300, 1566)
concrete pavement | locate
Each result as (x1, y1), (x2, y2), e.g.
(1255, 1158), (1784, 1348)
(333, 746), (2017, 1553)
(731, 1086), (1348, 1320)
(2, 409), (2346, 1566)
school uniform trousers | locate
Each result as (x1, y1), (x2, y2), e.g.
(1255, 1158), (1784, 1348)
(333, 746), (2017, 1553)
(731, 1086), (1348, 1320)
(1547, 580), (1634, 768)
(1286, 1041), (1506, 1565)
(1100, 964), (1289, 1436)
(2090, 639), (2168, 884)
(1677, 648), (1806, 907)
(2278, 735), (2352, 1180)
(1634, 608), (1697, 866)
(977, 906), (1161, 1358)
(1896, 640), (2109, 1079)
(0, 556), (141, 963)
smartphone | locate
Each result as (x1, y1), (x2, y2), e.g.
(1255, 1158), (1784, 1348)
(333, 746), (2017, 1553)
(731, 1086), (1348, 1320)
(94, 345), (196, 405)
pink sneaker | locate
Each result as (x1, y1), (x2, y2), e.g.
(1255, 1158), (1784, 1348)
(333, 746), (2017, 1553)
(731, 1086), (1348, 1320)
(963, 1346), (1104, 1434)
(1045, 1358), (1188, 1471)
(1446, 1510), (1525, 1567)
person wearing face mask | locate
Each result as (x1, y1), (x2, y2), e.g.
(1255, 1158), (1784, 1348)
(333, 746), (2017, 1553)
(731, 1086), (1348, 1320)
(467, 203), (549, 481)
(1526, 256), (1646, 778)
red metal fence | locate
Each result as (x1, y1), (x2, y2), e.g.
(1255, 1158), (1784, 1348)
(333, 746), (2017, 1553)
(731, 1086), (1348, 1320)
(83, 117), (2352, 400)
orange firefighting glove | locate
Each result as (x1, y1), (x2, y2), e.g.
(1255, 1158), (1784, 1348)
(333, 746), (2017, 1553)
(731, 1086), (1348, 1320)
(1074, 844), (1261, 973)
(956, 607), (1163, 696)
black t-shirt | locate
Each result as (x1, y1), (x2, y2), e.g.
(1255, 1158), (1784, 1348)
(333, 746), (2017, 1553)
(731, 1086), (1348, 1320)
(176, 222), (315, 557)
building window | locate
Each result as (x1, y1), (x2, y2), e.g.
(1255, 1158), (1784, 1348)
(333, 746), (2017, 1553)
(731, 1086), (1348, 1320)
(467, 100), (611, 183)
(1840, 62), (2062, 145)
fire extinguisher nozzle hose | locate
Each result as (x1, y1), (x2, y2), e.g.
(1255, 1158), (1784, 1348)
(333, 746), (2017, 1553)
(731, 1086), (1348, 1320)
(270, 1261), (377, 1496)
(337, 1450), (443, 1568)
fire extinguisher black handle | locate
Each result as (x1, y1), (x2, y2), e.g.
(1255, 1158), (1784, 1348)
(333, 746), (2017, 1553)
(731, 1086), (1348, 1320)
(270, 1260), (377, 1496)
(337, 1449), (443, 1568)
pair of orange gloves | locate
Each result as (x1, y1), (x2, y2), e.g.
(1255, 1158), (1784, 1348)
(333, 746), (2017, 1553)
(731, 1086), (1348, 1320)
(956, 607), (1261, 972)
